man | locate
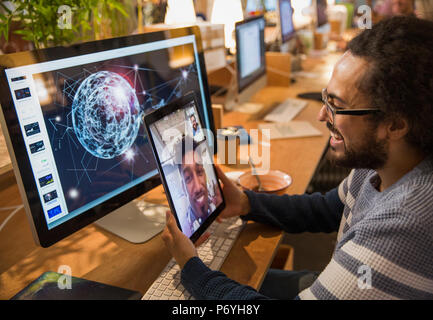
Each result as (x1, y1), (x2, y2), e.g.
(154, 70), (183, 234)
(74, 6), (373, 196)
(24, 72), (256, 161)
(162, 16), (433, 299)
(175, 135), (220, 236)
(190, 114), (204, 142)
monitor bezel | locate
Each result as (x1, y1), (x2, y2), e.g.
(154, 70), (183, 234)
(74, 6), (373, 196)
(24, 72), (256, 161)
(0, 26), (215, 247)
(235, 15), (267, 94)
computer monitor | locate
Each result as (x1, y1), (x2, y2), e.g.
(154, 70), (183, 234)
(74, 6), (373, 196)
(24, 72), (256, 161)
(246, 0), (277, 13)
(317, 0), (328, 28)
(0, 26), (215, 247)
(278, 0), (296, 44)
(235, 15), (267, 105)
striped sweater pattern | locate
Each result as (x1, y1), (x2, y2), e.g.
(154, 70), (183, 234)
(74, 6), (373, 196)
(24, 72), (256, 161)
(299, 157), (433, 299)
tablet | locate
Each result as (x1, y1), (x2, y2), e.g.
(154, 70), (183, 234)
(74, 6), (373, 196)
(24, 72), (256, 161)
(144, 92), (225, 242)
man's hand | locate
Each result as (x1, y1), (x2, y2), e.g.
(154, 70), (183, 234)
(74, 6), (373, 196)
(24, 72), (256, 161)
(212, 181), (223, 206)
(161, 211), (209, 269)
(215, 165), (251, 222)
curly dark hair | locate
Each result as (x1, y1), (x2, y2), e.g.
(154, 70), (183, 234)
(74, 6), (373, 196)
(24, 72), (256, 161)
(347, 16), (433, 155)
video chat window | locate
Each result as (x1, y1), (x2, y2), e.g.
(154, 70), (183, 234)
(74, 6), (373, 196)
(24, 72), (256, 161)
(149, 100), (222, 238)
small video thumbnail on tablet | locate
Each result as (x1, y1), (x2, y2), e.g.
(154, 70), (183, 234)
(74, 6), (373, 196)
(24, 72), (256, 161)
(149, 99), (223, 238)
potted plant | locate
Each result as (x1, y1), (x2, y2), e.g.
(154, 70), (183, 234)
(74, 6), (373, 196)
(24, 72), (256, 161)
(0, 0), (132, 51)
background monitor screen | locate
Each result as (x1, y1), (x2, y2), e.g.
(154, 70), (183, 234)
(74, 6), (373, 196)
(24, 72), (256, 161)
(246, 0), (277, 12)
(279, 0), (295, 43)
(317, 0), (328, 27)
(235, 15), (266, 93)
(0, 27), (214, 247)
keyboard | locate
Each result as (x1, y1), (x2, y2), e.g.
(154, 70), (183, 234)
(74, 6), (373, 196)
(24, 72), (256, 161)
(263, 98), (308, 123)
(141, 216), (245, 300)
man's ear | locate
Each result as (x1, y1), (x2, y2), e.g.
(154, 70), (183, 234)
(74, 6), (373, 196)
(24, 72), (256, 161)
(386, 117), (409, 141)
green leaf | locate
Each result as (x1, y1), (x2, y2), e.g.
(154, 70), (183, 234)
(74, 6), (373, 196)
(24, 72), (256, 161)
(12, 29), (29, 36)
(108, 1), (128, 17)
(1, 0), (133, 48)
(0, 22), (9, 42)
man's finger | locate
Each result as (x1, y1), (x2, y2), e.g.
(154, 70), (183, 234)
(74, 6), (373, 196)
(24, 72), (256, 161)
(165, 211), (180, 235)
(161, 226), (173, 245)
(215, 165), (230, 185)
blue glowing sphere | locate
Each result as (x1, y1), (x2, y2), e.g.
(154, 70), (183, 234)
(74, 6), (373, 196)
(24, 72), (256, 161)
(72, 71), (142, 159)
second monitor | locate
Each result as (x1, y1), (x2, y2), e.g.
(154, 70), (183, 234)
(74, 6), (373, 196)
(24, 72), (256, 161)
(278, 0), (296, 52)
(235, 15), (267, 105)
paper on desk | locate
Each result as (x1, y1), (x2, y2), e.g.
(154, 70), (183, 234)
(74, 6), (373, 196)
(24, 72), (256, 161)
(291, 71), (319, 79)
(258, 121), (322, 140)
(233, 102), (264, 114)
(263, 98), (307, 123)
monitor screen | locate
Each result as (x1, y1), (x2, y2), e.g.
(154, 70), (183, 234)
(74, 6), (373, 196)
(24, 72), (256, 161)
(246, 0), (277, 12)
(0, 27), (214, 247)
(235, 15), (266, 93)
(278, 0), (295, 43)
(317, 0), (328, 27)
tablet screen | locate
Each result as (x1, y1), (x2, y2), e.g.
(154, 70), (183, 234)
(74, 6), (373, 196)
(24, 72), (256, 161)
(147, 96), (223, 239)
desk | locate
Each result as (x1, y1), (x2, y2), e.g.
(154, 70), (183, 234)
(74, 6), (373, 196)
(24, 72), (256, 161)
(0, 53), (339, 300)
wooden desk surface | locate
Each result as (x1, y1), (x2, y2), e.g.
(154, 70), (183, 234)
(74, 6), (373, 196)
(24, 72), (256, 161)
(0, 53), (339, 299)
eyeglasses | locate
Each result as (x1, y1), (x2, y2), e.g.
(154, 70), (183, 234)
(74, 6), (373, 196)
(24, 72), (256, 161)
(322, 88), (381, 129)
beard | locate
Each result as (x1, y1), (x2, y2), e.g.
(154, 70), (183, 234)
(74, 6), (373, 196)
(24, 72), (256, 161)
(326, 121), (389, 170)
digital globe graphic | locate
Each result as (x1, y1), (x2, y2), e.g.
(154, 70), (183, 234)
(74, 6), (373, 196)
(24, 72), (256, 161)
(71, 71), (142, 159)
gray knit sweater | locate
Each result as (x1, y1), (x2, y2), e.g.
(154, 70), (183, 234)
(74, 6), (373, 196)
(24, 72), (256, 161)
(181, 156), (433, 299)
(299, 156), (433, 299)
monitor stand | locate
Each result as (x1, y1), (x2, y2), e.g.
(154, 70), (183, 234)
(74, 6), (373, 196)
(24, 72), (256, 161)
(280, 42), (290, 53)
(94, 200), (167, 244)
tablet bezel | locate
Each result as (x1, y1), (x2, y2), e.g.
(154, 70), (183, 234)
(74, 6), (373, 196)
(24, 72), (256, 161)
(144, 92), (225, 243)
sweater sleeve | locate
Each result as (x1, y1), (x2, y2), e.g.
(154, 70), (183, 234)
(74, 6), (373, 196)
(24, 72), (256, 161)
(242, 187), (344, 233)
(298, 212), (433, 300)
(181, 257), (271, 300)
(180, 188), (344, 300)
